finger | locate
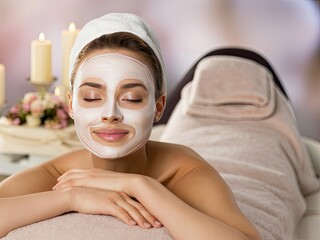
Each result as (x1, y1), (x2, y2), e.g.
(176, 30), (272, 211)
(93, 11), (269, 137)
(58, 169), (90, 182)
(54, 170), (99, 189)
(116, 200), (151, 229)
(54, 173), (109, 190)
(58, 173), (83, 184)
(116, 194), (156, 229)
(126, 197), (162, 228)
(115, 194), (150, 228)
(53, 177), (86, 190)
(108, 205), (138, 227)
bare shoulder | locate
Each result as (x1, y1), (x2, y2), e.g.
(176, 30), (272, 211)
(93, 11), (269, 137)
(45, 148), (91, 174)
(146, 140), (213, 186)
(148, 140), (207, 163)
(147, 140), (232, 209)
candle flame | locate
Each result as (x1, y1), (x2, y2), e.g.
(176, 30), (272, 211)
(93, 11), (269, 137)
(39, 32), (45, 42)
(69, 22), (76, 32)
(55, 87), (61, 96)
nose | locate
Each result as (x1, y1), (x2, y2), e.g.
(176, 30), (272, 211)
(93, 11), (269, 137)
(101, 115), (123, 123)
(100, 96), (123, 123)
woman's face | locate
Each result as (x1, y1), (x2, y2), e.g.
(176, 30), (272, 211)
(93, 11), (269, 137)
(71, 49), (156, 158)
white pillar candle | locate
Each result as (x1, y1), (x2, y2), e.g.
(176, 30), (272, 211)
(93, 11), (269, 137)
(61, 23), (79, 89)
(0, 64), (5, 106)
(31, 32), (52, 84)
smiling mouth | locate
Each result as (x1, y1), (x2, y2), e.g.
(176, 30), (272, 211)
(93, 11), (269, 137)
(93, 128), (130, 142)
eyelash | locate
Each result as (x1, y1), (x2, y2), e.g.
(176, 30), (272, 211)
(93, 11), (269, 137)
(123, 99), (142, 103)
(83, 98), (142, 103)
(83, 98), (102, 102)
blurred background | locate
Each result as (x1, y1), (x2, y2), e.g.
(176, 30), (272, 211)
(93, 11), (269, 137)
(0, 0), (319, 140)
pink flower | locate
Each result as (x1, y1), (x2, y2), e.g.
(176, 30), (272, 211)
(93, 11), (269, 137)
(57, 108), (67, 119)
(62, 103), (70, 114)
(10, 105), (20, 114)
(30, 100), (45, 117)
(7, 92), (72, 129)
(23, 93), (38, 104)
(12, 118), (21, 125)
(22, 103), (31, 112)
(51, 95), (61, 105)
(60, 119), (68, 128)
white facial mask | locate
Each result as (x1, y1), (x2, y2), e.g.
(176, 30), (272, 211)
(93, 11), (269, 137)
(72, 53), (156, 158)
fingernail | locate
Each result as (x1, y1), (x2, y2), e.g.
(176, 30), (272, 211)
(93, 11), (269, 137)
(143, 222), (151, 228)
(129, 220), (137, 226)
(154, 220), (162, 226)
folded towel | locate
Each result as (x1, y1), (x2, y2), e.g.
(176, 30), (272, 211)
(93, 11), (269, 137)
(182, 56), (276, 120)
(69, 13), (167, 95)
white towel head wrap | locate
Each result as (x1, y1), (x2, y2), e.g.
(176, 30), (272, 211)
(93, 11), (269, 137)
(69, 12), (166, 96)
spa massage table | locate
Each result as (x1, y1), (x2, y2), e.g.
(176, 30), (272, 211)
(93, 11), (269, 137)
(2, 48), (319, 240)
(154, 48), (320, 240)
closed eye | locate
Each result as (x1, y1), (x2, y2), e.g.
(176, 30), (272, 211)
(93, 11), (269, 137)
(122, 99), (142, 103)
(83, 98), (102, 102)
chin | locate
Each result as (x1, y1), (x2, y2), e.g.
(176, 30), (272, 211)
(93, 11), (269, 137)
(93, 142), (147, 159)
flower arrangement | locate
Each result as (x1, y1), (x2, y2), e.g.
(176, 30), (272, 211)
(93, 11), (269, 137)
(5, 92), (73, 129)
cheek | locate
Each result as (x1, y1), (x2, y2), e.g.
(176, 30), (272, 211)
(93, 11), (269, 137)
(122, 105), (155, 129)
(73, 102), (101, 126)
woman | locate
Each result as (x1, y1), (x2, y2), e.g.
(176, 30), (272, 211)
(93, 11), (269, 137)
(0, 13), (261, 240)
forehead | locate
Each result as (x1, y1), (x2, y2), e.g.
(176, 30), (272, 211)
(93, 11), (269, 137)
(77, 52), (154, 86)
(85, 48), (148, 64)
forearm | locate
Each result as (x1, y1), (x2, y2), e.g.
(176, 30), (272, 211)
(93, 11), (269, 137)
(0, 189), (71, 237)
(130, 177), (255, 240)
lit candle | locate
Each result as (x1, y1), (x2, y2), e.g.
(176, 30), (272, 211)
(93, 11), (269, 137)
(31, 32), (52, 84)
(54, 85), (67, 102)
(54, 86), (61, 97)
(61, 23), (79, 89)
(0, 64), (5, 106)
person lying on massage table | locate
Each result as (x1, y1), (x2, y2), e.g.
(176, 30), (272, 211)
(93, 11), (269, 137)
(0, 13), (261, 240)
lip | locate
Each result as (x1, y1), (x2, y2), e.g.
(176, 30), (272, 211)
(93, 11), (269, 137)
(92, 128), (130, 142)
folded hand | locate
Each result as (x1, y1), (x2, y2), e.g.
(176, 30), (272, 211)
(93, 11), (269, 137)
(66, 186), (162, 229)
(53, 169), (162, 228)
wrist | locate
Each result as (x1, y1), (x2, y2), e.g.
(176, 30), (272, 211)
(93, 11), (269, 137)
(57, 187), (77, 212)
(127, 175), (155, 199)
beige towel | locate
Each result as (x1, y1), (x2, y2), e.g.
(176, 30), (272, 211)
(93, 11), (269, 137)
(2, 213), (173, 240)
(183, 56), (276, 120)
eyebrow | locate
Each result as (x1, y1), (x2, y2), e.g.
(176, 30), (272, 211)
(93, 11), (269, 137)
(120, 83), (147, 90)
(79, 82), (105, 89)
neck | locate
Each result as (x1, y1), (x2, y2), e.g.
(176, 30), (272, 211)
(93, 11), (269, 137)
(89, 143), (149, 174)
